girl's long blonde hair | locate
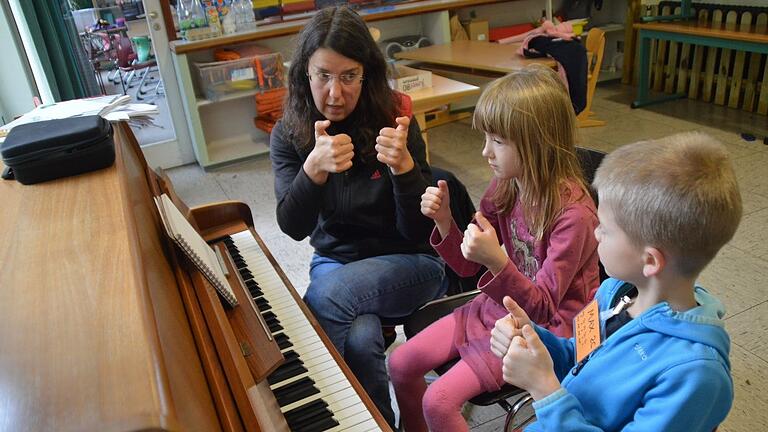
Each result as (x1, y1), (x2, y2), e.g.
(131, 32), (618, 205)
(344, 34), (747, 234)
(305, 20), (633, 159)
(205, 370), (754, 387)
(473, 65), (588, 240)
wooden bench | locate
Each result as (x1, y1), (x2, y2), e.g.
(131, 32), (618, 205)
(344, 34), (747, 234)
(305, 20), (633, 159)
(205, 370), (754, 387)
(632, 20), (768, 110)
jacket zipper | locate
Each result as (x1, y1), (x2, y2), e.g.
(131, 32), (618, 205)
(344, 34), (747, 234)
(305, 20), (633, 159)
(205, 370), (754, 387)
(339, 171), (349, 224)
(572, 344), (604, 376)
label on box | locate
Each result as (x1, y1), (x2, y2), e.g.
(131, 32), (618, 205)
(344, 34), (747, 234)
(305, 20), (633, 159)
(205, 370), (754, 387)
(399, 76), (426, 93)
(231, 68), (255, 82)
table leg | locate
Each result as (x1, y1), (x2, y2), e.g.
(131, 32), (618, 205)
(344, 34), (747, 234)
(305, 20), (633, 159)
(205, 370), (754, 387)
(632, 33), (651, 108)
(632, 31), (687, 108)
(415, 112), (429, 164)
(631, 29), (686, 108)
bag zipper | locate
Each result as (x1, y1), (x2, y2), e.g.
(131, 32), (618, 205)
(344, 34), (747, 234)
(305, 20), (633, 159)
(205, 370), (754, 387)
(3, 131), (111, 166)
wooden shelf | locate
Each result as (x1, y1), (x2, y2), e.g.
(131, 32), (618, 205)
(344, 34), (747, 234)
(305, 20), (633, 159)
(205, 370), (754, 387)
(205, 135), (270, 168)
(197, 88), (264, 107)
(596, 23), (624, 33)
(169, 0), (509, 54)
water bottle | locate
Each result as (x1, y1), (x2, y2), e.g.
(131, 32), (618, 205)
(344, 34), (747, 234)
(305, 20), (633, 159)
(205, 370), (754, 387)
(177, 0), (206, 39)
(240, 0), (256, 32)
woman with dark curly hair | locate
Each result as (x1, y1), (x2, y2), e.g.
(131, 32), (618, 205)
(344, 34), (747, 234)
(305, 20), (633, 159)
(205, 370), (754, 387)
(269, 6), (445, 427)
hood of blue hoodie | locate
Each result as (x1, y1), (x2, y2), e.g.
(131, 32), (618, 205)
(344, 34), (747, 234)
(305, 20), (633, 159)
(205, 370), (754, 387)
(602, 278), (731, 369)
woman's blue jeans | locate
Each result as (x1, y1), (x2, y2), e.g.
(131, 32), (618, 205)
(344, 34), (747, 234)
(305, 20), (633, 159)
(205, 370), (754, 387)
(304, 253), (446, 429)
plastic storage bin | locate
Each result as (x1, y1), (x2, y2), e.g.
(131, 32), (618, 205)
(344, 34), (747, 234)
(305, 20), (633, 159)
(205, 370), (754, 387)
(195, 52), (285, 101)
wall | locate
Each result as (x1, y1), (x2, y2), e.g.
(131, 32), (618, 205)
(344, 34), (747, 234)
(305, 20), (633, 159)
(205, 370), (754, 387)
(456, 0), (566, 28)
(0, 0), (35, 125)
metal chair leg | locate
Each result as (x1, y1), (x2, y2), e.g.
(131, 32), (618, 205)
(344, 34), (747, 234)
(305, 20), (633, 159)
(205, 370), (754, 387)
(504, 394), (535, 432)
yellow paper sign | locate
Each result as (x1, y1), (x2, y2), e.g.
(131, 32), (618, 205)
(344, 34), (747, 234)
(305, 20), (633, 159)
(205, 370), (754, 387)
(574, 299), (601, 363)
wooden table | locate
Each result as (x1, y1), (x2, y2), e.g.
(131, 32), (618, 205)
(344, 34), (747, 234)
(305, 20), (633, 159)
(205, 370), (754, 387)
(407, 73), (480, 161)
(395, 40), (557, 75)
(632, 21), (768, 109)
(395, 41), (553, 158)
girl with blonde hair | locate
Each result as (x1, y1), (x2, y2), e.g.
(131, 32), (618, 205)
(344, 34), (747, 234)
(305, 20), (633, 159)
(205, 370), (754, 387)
(389, 65), (600, 431)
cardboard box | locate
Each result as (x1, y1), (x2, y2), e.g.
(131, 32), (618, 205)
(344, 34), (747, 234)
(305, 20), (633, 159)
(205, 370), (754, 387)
(389, 65), (432, 93)
(463, 20), (489, 42)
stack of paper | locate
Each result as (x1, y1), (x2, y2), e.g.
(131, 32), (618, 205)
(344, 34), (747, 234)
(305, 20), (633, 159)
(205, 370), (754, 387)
(0, 95), (160, 139)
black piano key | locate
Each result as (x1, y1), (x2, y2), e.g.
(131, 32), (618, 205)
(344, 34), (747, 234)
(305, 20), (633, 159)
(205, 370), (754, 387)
(244, 279), (260, 289)
(268, 354), (305, 379)
(273, 377), (320, 407)
(281, 350), (299, 361)
(266, 318), (283, 333)
(285, 401), (333, 427)
(245, 285), (263, 298)
(268, 362), (308, 385)
(284, 399), (338, 432)
(294, 415), (339, 432)
(254, 297), (272, 311)
(286, 406), (338, 432)
(275, 333), (292, 350)
(283, 398), (329, 423)
(239, 268), (254, 279)
(248, 286), (264, 298)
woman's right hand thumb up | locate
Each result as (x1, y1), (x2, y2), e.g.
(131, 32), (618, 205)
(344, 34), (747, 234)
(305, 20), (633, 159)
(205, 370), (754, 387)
(305, 120), (354, 184)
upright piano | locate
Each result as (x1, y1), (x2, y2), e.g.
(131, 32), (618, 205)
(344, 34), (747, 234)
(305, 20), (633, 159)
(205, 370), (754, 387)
(0, 122), (391, 431)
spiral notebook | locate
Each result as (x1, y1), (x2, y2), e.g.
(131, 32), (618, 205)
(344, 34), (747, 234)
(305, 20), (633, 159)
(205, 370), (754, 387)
(155, 194), (238, 307)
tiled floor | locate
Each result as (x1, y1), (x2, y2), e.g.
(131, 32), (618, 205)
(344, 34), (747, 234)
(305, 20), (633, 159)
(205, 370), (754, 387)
(167, 82), (768, 431)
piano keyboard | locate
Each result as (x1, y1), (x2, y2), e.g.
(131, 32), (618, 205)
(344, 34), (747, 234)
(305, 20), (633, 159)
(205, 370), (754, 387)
(225, 231), (381, 432)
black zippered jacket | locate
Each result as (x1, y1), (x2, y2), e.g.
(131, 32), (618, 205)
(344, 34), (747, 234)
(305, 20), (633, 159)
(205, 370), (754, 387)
(269, 118), (436, 263)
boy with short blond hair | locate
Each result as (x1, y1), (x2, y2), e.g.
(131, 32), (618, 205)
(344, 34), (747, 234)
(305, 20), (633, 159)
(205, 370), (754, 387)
(490, 132), (742, 431)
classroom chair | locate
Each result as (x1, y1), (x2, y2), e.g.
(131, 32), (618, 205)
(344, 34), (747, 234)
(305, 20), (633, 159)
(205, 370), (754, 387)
(115, 35), (161, 101)
(402, 147), (608, 432)
(577, 28), (607, 128)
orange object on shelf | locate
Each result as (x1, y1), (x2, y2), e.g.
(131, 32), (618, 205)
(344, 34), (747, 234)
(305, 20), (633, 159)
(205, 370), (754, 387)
(254, 87), (287, 133)
(213, 48), (241, 61)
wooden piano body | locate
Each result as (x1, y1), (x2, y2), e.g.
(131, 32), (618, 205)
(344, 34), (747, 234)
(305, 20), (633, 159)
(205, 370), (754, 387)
(0, 122), (390, 431)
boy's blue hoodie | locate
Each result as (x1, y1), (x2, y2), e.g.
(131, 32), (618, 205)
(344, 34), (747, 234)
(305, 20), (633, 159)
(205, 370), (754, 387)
(526, 278), (733, 432)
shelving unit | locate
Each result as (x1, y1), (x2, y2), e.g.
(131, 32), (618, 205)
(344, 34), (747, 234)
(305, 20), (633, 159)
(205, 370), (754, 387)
(590, 2), (629, 83)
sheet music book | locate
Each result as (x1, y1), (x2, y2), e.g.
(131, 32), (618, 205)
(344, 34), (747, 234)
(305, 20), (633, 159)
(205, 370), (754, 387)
(155, 194), (238, 307)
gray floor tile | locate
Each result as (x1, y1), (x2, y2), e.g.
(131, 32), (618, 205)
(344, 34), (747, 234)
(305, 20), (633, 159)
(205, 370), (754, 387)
(166, 163), (228, 207)
(726, 301), (768, 362)
(730, 207), (768, 261)
(740, 190), (768, 217)
(719, 344), (768, 432)
(697, 245), (768, 317)
(732, 150), (768, 198)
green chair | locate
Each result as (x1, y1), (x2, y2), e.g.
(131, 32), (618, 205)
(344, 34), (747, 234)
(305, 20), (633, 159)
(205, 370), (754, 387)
(131, 36), (152, 63)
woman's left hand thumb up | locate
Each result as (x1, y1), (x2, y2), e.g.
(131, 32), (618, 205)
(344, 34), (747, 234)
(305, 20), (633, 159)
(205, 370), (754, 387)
(376, 116), (413, 175)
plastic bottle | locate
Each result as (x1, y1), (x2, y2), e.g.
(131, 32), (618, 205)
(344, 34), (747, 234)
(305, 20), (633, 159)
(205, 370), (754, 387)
(241, 0), (256, 30)
(177, 0), (207, 39)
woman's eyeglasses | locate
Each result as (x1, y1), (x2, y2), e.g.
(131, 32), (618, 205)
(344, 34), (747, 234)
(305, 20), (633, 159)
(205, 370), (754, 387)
(307, 69), (364, 87)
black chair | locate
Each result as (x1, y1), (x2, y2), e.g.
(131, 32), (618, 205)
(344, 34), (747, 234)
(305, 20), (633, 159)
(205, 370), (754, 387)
(402, 147), (607, 431)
